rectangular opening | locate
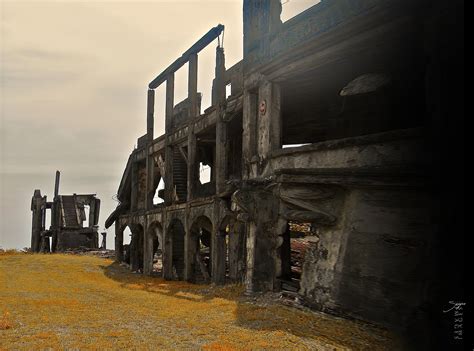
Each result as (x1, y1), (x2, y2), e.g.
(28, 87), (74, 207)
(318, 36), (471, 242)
(195, 124), (216, 198)
(280, 62), (425, 148)
(226, 83), (232, 99)
(197, 44), (216, 114)
(280, 0), (321, 23)
(280, 221), (313, 293)
(199, 162), (211, 184)
(172, 145), (188, 203)
(153, 177), (165, 205)
(226, 112), (243, 180)
(154, 84), (166, 137)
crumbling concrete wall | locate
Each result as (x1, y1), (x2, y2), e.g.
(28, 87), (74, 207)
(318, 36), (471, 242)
(107, 0), (462, 341)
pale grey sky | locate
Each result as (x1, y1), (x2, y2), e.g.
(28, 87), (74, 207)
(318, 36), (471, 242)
(0, 0), (318, 249)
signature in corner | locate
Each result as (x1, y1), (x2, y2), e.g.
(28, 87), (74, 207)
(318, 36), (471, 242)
(443, 301), (466, 313)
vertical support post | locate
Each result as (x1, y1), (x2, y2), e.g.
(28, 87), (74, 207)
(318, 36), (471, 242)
(54, 170), (60, 199)
(143, 219), (152, 275)
(245, 222), (257, 294)
(130, 162), (138, 212)
(187, 53), (198, 201)
(146, 151), (155, 210)
(164, 74), (175, 205)
(147, 89), (155, 142)
(257, 80), (281, 165)
(184, 214), (192, 282)
(89, 198), (96, 228)
(242, 90), (258, 179)
(115, 222), (124, 262)
(215, 47), (227, 194)
(31, 190), (44, 252)
(146, 89), (156, 210)
(163, 224), (173, 280)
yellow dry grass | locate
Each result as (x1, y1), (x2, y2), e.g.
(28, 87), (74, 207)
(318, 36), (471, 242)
(0, 253), (396, 350)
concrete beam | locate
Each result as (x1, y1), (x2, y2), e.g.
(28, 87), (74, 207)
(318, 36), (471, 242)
(149, 24), (224, 89)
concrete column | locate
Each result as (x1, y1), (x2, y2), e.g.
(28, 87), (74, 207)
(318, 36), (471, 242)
(88, 199), (96, 228)
(245, 222), (257, 293)
(31, 190), (44, 252)
(146, 154), (155, 210)
(184, 213), (192, 282)
(243, 0), (282, 60)
(146, 89), (156, 210)
(187, 53), (198, 201)
(163, 223), (173, 280)
(115, 222), (124, 262)
(257, 80), (281, 161)
(214, 47), (227, 194)
(130, 226), (139, 272)
(143, 219), (153, 275)
(213, 229), (227, 285)
(164, 75), (174, 205)
(242, 91), (258, 179)
(147, 89), (155, 141)
(130, 162), (138, 212)
(93, 198), (100, 226)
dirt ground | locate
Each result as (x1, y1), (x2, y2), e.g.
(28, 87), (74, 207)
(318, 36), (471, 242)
(0, 252), (397, 350)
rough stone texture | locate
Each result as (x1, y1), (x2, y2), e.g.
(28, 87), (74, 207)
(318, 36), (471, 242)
(106, 1), (463, 348)
(30, 172), (101, 253)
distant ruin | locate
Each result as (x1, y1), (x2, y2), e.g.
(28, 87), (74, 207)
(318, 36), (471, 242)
(31, 171), (101, 253)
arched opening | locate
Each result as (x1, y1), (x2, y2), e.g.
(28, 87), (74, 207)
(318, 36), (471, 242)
(130, 224), (145, 273)
(167, 219), (185, 280)
(147, 221), (163, 276)
(190, 216), (213, 283)
(119, 225), (132, 264)
(280, 221), (313, 293)
(217, 215), (247, 284)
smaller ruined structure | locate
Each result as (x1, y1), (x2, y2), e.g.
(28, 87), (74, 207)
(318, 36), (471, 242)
(30, 171), (101, 253)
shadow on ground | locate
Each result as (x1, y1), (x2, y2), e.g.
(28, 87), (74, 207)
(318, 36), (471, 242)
(100, 261), (397, 350)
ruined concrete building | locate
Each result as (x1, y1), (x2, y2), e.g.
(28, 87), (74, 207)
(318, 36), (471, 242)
(106, 0), (464, 343)
(31, 171), (101, 252)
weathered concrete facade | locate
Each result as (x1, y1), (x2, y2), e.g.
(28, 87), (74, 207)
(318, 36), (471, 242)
(106, 0), (464, 343)
(31, 171), (101, 252)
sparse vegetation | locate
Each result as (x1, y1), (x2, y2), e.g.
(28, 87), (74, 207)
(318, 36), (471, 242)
(0, 253), (395, 350)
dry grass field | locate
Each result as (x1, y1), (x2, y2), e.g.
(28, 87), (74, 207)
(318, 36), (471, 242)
(0, 251), (396, 350)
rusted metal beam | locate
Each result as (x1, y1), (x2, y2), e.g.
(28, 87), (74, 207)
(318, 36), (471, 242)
(148, 24), (224, 89)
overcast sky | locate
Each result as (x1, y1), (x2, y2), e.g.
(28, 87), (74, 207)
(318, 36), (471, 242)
(0, 0), (318, 250)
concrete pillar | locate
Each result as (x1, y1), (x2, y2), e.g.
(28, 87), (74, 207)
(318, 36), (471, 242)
(146, 89), (156, 210)
(243, 0), (282, 60)
(130, 162), (138, 212)
(146, 154), (155, 210)
(130, 226), (139, 272)
(31, 190), (44, 253)
(163, 222), (173, 280)
(54, 170), (60, 198)
(213, 229), (227, 285)
(242, 91), (258, 179)
(115, 222), (124, 262)
(147, 89), (155, 142)
(100, 232), (107, 250)
(215, 47), (227, 194)
(89, 199), (96, 228)
(93, 198), (100, 226)
(245, 222), (257, 293)
(257, 80), (281, 161)
(164, 75), (174, 205)
(187, 53), (198, 201)
(143, 219), (153, 275)
(184, 214), (192, 282)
